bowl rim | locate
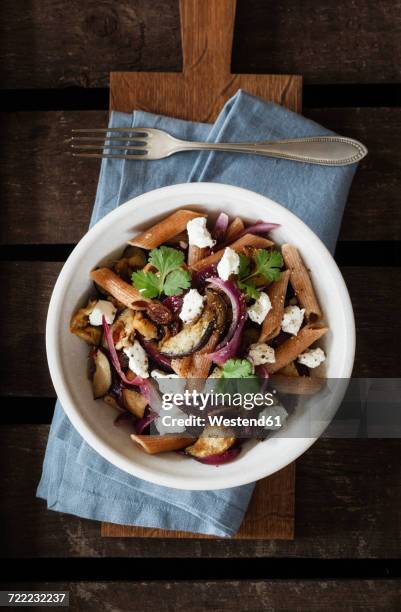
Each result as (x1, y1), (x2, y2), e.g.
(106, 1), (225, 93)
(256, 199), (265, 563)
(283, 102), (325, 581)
(46, 182), (355, 490)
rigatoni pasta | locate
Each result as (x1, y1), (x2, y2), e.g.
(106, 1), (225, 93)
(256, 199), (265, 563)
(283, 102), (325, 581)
(259, 270), (290, 342)
(191, 234), (273, 271)
(128, 209), (205, 249)
(282, 244), (322, 322)
(225, 216), (245, 243)
(90, 268), (150, 310)
(264, 326), (328, 374)
(187, 245), (208, 266)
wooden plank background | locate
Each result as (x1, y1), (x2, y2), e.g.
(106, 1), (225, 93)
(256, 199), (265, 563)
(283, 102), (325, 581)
(1, 0), (401, 605)
(1, 109), (401, 244)
(2, 426), (401, 559)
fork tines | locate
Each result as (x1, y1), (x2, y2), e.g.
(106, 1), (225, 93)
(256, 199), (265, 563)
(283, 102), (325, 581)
(70, 128), (149, 158)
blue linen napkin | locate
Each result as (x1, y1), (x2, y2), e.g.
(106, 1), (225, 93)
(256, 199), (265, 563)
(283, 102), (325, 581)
(37, 90), (357, 536)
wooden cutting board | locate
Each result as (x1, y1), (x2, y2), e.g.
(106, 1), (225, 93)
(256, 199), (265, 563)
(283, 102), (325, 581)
(102, 0), (301, 540)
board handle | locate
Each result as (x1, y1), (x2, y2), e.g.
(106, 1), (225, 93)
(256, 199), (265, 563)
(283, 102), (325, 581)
(179, 0), (237, 77)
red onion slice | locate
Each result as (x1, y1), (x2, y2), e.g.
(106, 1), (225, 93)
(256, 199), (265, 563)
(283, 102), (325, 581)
(212, 212), (229, 244)
(225, 220), (280, 245)
(162, 295), (183, 314)
(192, 446), (242, 465)
(137, 336), (173, 372)
(102, 316), (144, 387)
(192, 264), (217, 291)
(135, 411), (158, 434)
(206, 278), (247, 364)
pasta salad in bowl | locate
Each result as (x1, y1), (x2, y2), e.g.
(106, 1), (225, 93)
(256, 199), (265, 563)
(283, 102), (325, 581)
(46, 183), (355, 490)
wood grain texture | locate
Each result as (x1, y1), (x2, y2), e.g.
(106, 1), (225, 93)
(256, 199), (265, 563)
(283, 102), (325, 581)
(0, 111), (106, 245)
(232, 0), (401, 84)
(306, 108), (401, 242)
(0, 263), (399, 397)
(2, 425), (401, 558)
(0, 0), (181, 89)
(1, 108), (399, 245)
(102, 464), (295, 539)
(2, 0), (401, 89)
(110, 0), (302, 120)
(3, 580), (401, 610)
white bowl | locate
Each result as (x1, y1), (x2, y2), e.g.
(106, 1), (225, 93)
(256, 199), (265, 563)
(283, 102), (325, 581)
(46, 183), (355, 490)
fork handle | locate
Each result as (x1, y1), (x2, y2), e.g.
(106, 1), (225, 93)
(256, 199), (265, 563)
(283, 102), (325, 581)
(175, 136), (367, 166)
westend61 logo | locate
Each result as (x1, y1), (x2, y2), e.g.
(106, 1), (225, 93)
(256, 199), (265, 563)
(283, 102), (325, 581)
(158, 389), (285, 431)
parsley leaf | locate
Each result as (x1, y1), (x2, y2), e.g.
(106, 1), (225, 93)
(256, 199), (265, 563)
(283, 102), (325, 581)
(131, 270), (161, 299)
(149, 246), (185, 279)
(132, 246), (191, 298)
(238, 253), (251, 278)
(237, 279), (261, 300)
(236, 249), (283, 298)
(253, 249), (283, 282)
(163, 268), (191, 296)
(221, 358), (255, 379)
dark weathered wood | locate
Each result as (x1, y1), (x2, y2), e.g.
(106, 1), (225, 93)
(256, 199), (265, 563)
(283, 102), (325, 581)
(102, 463), (295, 539)
(1, 108), (400, 245)
(232, 0), (401, 84)
(0, 262), (62, 397)
(0, 111), (107, 245)
(3, 580), (401, 610)
(110, 0), (301, 120)
(306, 108), (401, 242)
(0, 263), (399, 396)
(0, 0), (181, 89)
(2, 0), (401, 89)
(1, 425), (401, 558)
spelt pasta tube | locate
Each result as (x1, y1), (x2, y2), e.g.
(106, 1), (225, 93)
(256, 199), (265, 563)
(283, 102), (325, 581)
(270, 374), (325, 395)
(91, 268), (150, 309)
(186, 328), (222, 382)
(166, 231), (188, 246)
(130, 434), (193, 454)
(187, 245), (208, 266)
(259, 270), (290, 342)
(191, 234), (273, 271)
(225, 217), (245, 243)
(282, 244), (322, 322)
(128, 209), (205, 249)
(264, 326), (328, 374)
(278, 361), (299, 377)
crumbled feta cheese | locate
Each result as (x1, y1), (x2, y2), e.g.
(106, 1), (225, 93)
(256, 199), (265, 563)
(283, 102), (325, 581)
(281, 305), (305, 335)
(248, 342), (276, 365)
(151, 370), (180, 380)
(217, 246), (240, 281)
(155, 405), (187, 435)
(123, 341), (149, 378)
(187, 217), (215, 248)
(297, 347), (326, 369)
(179, 289), (205, 323)
(247, 291), (272, 324)
(151, 370), (184, 395)
(88, 300), (117, 326)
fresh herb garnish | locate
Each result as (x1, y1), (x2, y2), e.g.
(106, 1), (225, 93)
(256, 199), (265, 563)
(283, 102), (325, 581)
(237, 249), (283, 299)
(221, 358), (255, 379)
(132, 246), (191, 298)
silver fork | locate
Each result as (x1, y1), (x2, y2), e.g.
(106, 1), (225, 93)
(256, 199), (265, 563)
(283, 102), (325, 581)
(70, 127), (367, 166)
